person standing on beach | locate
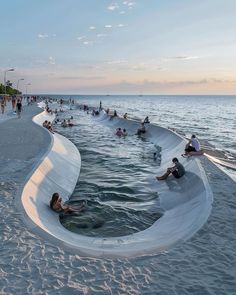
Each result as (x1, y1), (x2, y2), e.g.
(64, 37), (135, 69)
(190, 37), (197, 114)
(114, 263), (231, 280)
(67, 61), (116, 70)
(16, 99), (22, 119)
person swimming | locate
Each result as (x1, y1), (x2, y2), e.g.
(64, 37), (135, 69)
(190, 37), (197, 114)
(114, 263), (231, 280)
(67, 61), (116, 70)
(123, 128), (128, 136)
(67, 119), (74, 127)
(61, 119), (68, 127)
(50, 192), (85, 213)
(116, 127), (123, 136)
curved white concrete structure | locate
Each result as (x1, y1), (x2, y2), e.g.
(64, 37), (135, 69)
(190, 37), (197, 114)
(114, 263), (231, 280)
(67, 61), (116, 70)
(21, 110), (213, 258)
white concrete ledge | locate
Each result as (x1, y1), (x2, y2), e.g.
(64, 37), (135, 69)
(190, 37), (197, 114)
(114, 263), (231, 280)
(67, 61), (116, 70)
(21, 110), (213, 258)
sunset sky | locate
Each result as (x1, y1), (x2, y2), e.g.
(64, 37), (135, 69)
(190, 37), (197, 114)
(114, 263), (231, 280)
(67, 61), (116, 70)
(0, 0), (236, 94)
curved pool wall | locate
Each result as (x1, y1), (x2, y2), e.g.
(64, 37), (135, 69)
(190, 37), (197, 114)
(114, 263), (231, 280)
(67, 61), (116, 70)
(21, 110), (81, 243)
(21, 109), (213, 258)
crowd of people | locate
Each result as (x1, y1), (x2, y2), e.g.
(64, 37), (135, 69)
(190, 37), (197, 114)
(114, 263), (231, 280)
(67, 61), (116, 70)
(115, 128), (128, 137)
(0, 95), (39, 118)
(60, 118), (74, 127)
(42, 120), (54, 133)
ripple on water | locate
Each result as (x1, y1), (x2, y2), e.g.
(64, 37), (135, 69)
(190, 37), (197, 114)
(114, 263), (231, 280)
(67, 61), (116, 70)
(55, 110), (163, 237)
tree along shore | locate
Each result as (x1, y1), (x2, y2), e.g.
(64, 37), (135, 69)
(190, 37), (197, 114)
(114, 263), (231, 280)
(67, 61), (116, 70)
(0, 80), (21, 96)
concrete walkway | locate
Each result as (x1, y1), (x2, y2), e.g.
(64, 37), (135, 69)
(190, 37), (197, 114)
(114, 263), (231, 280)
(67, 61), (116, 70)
(0, 104), (51, 164)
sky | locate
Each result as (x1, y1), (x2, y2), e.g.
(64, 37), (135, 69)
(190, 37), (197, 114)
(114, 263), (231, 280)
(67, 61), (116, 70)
(0, 0), (236, 95)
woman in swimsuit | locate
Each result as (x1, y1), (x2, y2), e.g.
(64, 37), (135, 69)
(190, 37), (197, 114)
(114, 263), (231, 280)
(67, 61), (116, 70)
(50, 192), (84, 213)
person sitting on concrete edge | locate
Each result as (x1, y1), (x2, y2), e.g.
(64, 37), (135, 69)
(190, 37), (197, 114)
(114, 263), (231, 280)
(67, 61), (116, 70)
(42, 120), (48, 128)
(156, 157), (185, 181)
(143, 116), (150, 123)
(183, 134), (203, 156)
(50, 192), (85, 214)
(109, 109), (118, 120)
(123, 113), (128, 119)
(136, 122), (146, 135)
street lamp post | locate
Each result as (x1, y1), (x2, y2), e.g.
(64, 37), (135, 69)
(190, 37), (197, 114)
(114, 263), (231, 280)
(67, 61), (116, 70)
(17, 78), (24, 95)
(4, 68), (14, 96)
(25, 83), (31, 96)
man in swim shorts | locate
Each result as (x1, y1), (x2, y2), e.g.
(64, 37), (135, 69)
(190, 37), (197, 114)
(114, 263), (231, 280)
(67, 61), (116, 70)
(156, 157), (185, 180)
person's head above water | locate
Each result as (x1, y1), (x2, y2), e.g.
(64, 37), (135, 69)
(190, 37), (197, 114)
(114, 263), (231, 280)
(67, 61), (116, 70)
(191, 134), (196, 138)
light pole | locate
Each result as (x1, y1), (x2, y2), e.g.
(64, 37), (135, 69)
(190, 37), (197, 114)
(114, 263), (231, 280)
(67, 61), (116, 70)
(17, 78), (24, 95)
(4, 68), (14, 96)
(25, 83), (31, 96)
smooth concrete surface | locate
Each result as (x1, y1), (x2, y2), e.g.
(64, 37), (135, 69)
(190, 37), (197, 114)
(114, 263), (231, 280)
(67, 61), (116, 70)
(21, 110), (213, 258)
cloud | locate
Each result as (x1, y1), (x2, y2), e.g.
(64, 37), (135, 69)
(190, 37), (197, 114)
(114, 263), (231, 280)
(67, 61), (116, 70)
(110, 79), (210, 91)
(117, 24), (125, 27)
(97, 33), (107, 38)
(164, 55), (200, 61)
(77, 36), (86, 41)
(107, 59), (128, 65)
(49, 56), (56, 65)
(38, 33), (49, 39)
(107, 3), (119, 11)
(123, 1), (136, 8)
(105, 25), (112, 28)
(209, 78), (236, 83)
(59, 76), (105, 80)
(89, 26), (96, 30)
(174, 55), (200, 60)
(83, 41), (93, 46)
(119, 11), (126, 14)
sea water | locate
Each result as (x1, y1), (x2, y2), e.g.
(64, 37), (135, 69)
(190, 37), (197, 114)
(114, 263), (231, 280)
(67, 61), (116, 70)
(52, 95), (236, 238)
(55, 108), (163, 237)
(53, 95), (236, 153)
